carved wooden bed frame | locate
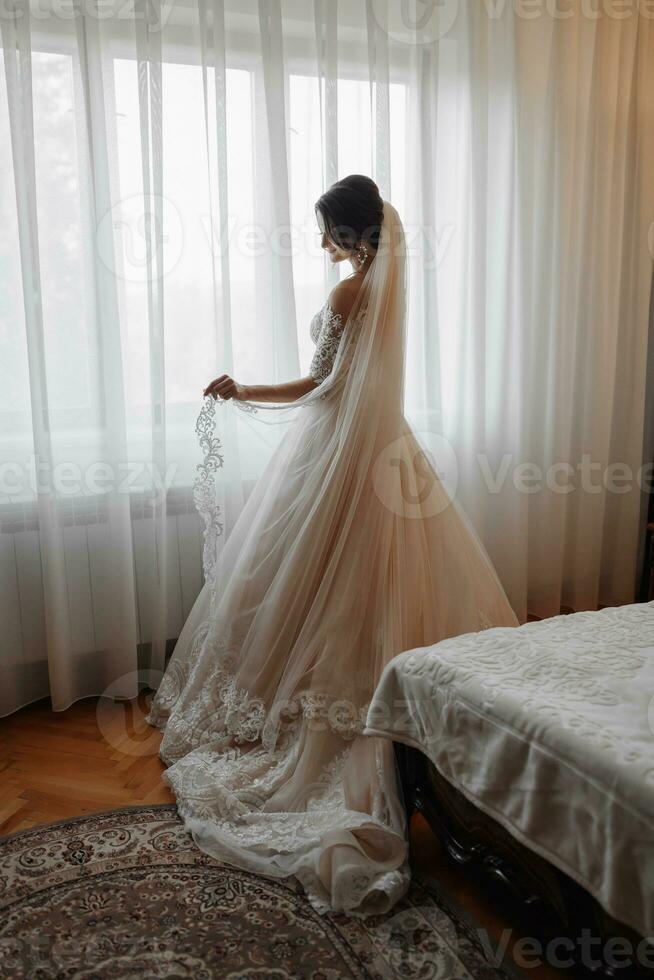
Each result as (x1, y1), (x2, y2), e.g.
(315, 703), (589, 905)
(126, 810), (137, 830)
(393, 741), (653, 980)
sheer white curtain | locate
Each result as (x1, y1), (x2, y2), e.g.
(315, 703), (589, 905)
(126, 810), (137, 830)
(1, 0), (652, 717)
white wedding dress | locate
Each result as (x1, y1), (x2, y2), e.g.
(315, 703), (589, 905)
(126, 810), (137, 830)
(145, 202), (519, 916)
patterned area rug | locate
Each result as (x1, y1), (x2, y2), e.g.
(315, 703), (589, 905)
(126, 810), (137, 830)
(0, 804), (511, 979)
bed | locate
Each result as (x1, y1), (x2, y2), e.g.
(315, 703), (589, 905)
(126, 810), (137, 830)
(364, 601), (654, 970)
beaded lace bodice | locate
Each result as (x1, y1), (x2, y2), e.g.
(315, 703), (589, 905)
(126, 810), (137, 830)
(309, 302), (345, 383)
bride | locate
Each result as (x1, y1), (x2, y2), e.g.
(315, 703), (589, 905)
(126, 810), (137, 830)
(145, 175), (519, 916)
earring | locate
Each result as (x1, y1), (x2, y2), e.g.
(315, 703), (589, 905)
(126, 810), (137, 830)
(356, 241), (368, 264)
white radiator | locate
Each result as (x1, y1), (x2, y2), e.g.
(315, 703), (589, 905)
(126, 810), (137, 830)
(0, 487), (204, 666)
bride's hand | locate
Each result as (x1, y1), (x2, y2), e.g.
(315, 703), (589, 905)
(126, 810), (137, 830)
(203, 375), (250, 401)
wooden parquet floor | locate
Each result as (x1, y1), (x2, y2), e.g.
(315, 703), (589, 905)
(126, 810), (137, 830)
(0, 687), (574, 979)
(0, 691), (174, 836)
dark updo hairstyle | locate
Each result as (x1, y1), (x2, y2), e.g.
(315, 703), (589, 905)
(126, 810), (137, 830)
(315, 175), (384, 254)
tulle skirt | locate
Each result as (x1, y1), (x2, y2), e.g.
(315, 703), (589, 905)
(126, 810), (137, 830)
(145, 396), (519, 915)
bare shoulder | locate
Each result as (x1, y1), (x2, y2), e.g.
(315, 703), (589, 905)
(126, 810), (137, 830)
(327, 277), (361, 326)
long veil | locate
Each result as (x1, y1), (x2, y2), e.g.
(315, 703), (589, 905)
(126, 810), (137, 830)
(188, 201), (413, 743)
(195, 200), (406, 599)
(146, 200), (518, 916)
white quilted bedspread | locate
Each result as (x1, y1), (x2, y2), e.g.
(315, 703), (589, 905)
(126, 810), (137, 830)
(364, 601), (654, 938)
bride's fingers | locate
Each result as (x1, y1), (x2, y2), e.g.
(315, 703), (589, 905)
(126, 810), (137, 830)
(217, 381), (237, 399)
(204, 377), (237, 400)
(203, 374), (229, 398)
(202, 375), (241, 401)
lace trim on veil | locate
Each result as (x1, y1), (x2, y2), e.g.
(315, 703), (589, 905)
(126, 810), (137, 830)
(193, 395), (258, 590)
(193, 398), (224, 589)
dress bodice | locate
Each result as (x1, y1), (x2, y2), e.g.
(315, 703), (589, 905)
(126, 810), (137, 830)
(309, 302), (346, 383)
(309, 305), (326, 345)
